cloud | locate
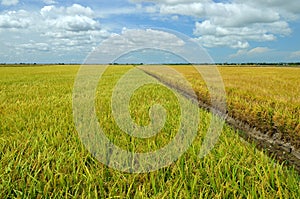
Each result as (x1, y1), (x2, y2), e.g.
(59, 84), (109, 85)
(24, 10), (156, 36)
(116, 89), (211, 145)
(131, 0), (297, 49)
(248, 47), (272, 55)
(195, 35), (250, 49)
(38, 4), (110, 48)
(290, 51), (300, 59)
(86, 28), (192, 64)
(0, 4), (111, 63)
(194, 20), (290, 48)
(1, 0), (18, 6)
(46, 15), (99, 32)
(66, 4), (94, 17)
(17, 42), (50, 52)
(230, 47), (273, 58)
(103, 28), (185, 52)
(130, 0), (207, 5)
(132, 0), (300, 15)
(0, 10), (30, 29)
(43, 0), (57, 5)
(40, 4), (99, 33)
(40, 4), (94, 18)
(241, 0), (300, 16)
(158, 1), (280, 25)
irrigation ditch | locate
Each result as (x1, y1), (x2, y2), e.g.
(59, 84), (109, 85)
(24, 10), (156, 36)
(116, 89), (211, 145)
(139, 67), (300, 173)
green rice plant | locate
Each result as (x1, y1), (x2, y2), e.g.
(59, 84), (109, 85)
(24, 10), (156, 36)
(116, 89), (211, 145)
(0, 65), (299, 198)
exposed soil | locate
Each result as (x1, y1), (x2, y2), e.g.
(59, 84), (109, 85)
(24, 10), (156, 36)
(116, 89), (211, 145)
(140, 68), (300, 173)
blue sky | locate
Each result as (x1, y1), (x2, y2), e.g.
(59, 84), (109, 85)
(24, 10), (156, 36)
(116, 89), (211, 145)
(0, 0), (300, 63)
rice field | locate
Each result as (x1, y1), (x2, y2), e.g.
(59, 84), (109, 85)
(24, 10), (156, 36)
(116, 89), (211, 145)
(172, 66), (300, 147)
(0, 65), (299, 198)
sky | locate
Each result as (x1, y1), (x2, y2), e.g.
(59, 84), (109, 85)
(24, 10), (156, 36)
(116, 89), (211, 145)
(0, 0), (300, 63)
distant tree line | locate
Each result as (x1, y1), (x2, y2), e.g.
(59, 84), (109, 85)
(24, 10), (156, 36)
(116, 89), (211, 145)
(0, 62), (299, 66)
(215, 62), (300, 66)
(109, 62), (300, 66)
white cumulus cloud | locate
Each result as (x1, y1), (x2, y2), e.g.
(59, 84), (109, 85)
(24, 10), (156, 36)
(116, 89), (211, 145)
(0, 10), (31, 29)
(131, 0), (298, 49)
(40, 4), (100, 33)
(0, 4), (111, 63)
(194, 20), (290, 48)
(39, 4), (109, 48)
